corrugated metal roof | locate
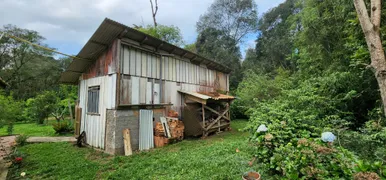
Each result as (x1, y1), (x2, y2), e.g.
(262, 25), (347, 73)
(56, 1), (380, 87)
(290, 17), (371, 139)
(60, 18), (232, 84)
(178, 90), (235, 101)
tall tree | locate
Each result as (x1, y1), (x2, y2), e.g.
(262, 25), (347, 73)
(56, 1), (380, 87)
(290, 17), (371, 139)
(353, 0), (386, 115)
(248, 0), (298, 74)
(149, 0), (159, 27)
(135, 25), (184, 47)
(0, 25), (62, 99)
(196, 28), (242, 90)
(195, 0), (257, 90)
(197, 0), (258, 43)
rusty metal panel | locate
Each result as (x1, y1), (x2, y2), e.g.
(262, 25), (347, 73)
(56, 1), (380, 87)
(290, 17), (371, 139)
(218, 72), (227, 91)
(135, 49), (141, 76)
(139, 77), (147, 104)
(139, 109), (154, 150)
(193, 65), (196, 84)
(122, 46), (130, 74)
(154, 81), (160, 104)
(227, 74), (229, 91)
(167, 57), (171, 80)
(161, 57), (165, 80)
(170, 82), (180, 106)
(168, 57), (172, 81)
(164, 81), (172, 104)
(146, 80), (152, 104)
(147, 54), (152, 77)
(200, 67), (206, 85)
(185, 61), (189, 83)
(141, 52), (147, 77)
(155, 56), (160, 79)
(172, 58), (176, 81)
(176, 59), (180, 82)
(120, 75), (131, 105)
(209, 70), (213, 87)
(129, 48), (136, 75)
(150, 55), (157, 78)
(181, 61), (185, 83)
(196, 66), (200, 85)
(131, 76), (140, 104)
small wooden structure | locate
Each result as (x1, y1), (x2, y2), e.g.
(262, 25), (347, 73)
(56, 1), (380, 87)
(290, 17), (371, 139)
(179, 91), (235, 137)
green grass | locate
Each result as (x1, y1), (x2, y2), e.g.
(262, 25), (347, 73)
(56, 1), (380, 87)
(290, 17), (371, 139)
(0, 119), (73, 137)
(0, 123), (56, 137)
(8, 120), (261, 180)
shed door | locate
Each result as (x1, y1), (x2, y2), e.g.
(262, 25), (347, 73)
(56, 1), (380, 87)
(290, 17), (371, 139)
(139, 110), (154, 150)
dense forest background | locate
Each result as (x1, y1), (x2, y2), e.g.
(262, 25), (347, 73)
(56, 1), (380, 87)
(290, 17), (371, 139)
(1, 0), (386, 178)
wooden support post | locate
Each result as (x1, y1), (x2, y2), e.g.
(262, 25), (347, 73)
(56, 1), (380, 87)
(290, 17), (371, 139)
(123, 129), (133, 156)
(204, 106), (230, 121)
(206, 106), (230, 131)
(227, 101), (230, 121)
(218, 119), (220, 132)
(202, 104), (205, 127)
(202, 104), (206, 137)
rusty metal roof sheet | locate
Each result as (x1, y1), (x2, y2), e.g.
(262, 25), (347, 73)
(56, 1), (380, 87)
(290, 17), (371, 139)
(59, 18), (231, 84)
(178, 90), (235, 101)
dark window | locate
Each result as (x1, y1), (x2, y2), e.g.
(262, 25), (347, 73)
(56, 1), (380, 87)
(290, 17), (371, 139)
(87, 86), (100, 114)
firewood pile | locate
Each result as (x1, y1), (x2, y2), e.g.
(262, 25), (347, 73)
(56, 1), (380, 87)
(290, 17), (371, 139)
(154, 110), (185, 148)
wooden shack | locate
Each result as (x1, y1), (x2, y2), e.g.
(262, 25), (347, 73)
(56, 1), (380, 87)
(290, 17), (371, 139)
(59, 18), (233, 155)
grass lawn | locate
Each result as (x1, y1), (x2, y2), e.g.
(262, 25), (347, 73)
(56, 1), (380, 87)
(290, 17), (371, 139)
(0, 123), (57, 137)
(0, 118), (73, 137)
(8, 120), (261, 180)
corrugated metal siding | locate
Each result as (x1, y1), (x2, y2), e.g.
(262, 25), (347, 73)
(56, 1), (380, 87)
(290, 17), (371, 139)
(79, 74), (116, 149)
(120, 44), (229, 88)
(139, 110), (154, 150)
(118, 44), (229, 107)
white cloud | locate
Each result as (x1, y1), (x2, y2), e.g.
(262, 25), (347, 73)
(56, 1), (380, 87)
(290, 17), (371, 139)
(0, 0), (284, 55)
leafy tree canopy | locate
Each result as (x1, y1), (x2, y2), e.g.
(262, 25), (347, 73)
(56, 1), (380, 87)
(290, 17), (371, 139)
(136, 24), (184, 47)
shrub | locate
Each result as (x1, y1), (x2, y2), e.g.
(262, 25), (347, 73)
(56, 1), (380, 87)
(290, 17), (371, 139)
(16, 134), (29, 146)
(24, 91), (58, 124)
(53, 121), (74, 134)
(7, 148), (26, 168)
(0, 91), (23, 131)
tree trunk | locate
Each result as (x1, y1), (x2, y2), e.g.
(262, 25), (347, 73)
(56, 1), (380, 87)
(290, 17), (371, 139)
(354, 0), (386, 115)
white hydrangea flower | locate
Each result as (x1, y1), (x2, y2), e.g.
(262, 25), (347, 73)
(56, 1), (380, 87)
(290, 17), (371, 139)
(321, 132), (336, 142)
(256, 124), (268, 132)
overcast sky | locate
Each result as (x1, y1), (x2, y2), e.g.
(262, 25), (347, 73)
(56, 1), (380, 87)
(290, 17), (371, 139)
(1, 0), (284, 58)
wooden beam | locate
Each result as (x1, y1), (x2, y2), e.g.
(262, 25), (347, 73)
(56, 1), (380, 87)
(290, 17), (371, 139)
(182, 52), (188, 58)
(205, 106), (230, 131)
(170, 48), (177, 54)
(204, 106), (230, 121)
(202, 104), (205, 127)
(140, 36), (148, 45)
(89, 40), (108, 47)
(123, 129), (133, 156)
(119, 29), (128, 38)
(157, 43), (164, 51)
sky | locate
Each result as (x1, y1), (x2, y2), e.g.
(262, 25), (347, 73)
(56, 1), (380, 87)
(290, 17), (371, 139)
(0, 0), (284, 58)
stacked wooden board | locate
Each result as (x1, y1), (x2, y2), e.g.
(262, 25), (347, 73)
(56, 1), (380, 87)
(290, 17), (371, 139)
(154, 114), (185, 148)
